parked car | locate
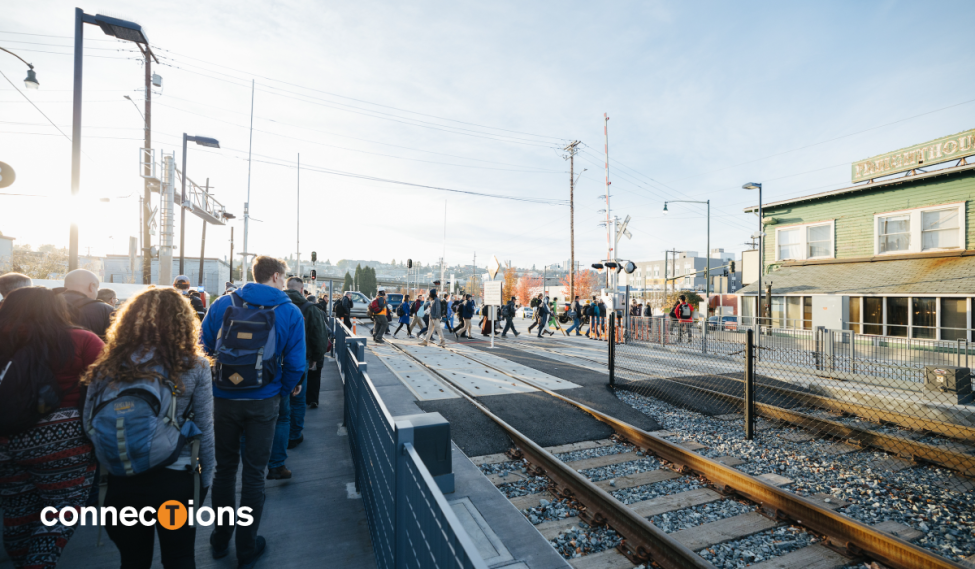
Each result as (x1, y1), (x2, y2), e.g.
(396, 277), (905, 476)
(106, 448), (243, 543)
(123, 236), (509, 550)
(515, 306), (533, 319)
(386, 293), (405, 314)
(702, 315), (739, 331)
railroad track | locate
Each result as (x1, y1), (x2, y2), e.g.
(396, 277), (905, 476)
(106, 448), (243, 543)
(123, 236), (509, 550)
(382, 339), (969, 569)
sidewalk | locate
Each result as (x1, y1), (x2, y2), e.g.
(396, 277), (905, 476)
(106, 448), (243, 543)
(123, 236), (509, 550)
(0, 361), (375, 569)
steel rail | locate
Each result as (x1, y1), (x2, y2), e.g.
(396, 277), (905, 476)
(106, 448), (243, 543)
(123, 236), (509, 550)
(434, 343), (968, 569)
(522, 340), (975, 474)
(386, 343), (714, 569)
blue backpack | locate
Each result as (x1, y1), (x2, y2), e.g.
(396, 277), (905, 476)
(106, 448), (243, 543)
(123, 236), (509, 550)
(213, 292), (280, 391)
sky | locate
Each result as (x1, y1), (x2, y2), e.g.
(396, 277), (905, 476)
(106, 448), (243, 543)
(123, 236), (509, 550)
(2, 1), (974, 272)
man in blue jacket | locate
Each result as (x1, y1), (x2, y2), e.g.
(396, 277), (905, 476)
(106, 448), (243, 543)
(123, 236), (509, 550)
(201, 255), (305, 569)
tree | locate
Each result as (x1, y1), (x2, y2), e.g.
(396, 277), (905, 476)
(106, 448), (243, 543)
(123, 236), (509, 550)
(343, 271), (353, 291)
(360, 266), (378, 297)
(353, 264), (362, 291)
(560, 270), (597, 302)
(515, 276), (541, 306)
(391, 258), (396, 266)
(664, 290), (704, 314)
(502, 267), (518, 303)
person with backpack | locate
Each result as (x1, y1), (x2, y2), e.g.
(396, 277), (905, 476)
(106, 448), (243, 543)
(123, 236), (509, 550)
(392, 294), (414, 338)
(284, 277), (327, 451)
(418, 289), (446, 348)
(410, 294), (425, 335)
(500, 296), (519, 338)
(61, 269), (115, 339)
(174, 275), (206, 320)
(565, 295), (583, 336)
(0, 287), (103, 569)
(587, 296), (601, 338)
(370, 290), (389, 344)
(670, 295), (693, 342)
(201, 256), (305, 568)
(82, 287), (213, 569)
(535, 296), (554, 338)
(526, 293), (543, 334)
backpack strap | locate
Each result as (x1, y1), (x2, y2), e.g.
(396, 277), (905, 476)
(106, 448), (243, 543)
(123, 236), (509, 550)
(189, 437), (201, 510)
(96, 462), (108, 547)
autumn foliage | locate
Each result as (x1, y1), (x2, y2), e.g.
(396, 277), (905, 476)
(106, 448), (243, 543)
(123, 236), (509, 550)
(515, 276), (542, 306)
(502, 267), (518, 303)
(559, 270), (598, 301)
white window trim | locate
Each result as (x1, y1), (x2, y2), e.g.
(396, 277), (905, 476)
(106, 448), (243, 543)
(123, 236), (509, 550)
(873, 201), (966, 255)
(774, 220), (836, 261)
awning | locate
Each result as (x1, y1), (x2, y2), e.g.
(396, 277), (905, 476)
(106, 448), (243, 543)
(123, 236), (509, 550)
(738, 255), (975, 296)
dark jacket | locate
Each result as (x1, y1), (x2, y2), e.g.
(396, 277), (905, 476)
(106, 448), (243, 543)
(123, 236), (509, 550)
(61, 290), (115, 339)
(184, 291), (206, 319)
(462, 300), (475, 319)
(285, 289), (328, 361)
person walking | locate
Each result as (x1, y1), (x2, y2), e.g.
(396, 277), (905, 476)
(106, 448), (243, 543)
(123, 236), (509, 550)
(284, 277), (327, 450)
(201, 256), (305, 569)
(174, 275), (206, 320)
(500, 296), (519, 337)
(455, 294), (475, 339)
(82, 287), (214, 569)
(418, 290), (447, 347)
(410, 294), (425, 335)
(0, 272), (31, 305)
(0, 287), (102, 569)
(526, 293), (543, 334)
(60, 269), (115, 339)
(588, 296), (601, 339)
(535, 296), (554, 338)
(671, 295), (693, 342)
(566, 295), (583, 336)
(392, 294), (414, 338)
(370, 290), (389, 344)
(479, 303), (495, 336)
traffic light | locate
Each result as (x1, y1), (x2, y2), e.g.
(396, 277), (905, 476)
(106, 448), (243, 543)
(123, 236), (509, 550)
(407, 259), (413, 268)
(311, 251), (317, 263)
(311, 269), (317, 280)
(729, 261), (736, 274)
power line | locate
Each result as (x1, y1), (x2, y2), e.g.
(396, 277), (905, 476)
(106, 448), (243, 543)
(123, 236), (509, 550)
(0, 69), (72, 144)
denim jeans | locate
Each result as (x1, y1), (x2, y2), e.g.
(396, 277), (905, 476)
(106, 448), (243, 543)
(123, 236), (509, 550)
(211, 397), (279, 563)
(268, 391), (291, 469)
(566, 316), (582, 334)
(289, 362), (310, 441)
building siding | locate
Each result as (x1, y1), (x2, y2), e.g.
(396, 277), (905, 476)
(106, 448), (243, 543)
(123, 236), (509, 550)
(762, 169), (975, 267)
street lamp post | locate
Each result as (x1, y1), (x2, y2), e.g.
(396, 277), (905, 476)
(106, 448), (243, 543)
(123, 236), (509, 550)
(179, 134), (220, 276)
(743, 183), (763, 326)
(664, 199), (710, 351)
(70, 9), (154, 271)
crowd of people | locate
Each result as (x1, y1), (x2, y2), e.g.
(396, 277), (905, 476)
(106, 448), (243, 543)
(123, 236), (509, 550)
(0, 255), (327, 569)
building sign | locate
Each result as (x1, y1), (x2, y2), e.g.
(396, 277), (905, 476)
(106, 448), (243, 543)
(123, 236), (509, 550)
(852, 128), (975, 183)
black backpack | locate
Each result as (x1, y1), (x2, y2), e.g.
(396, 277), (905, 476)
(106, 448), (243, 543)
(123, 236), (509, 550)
(0, 349), (64, 435)
(501, 304), (512, 318)
(396, 303), (406, 317)
(584, 304), (593, 317)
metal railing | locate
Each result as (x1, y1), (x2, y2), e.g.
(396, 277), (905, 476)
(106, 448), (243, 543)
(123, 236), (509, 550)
(331, 317), (487, 569)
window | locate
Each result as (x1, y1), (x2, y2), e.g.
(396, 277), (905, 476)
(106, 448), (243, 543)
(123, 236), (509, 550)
(878, 215), (911, 253)
(863, 297), (882, 335)
(777, 229), (801, 260)
(886, 297), (908, 337)
(775, 221), (834, 261)
(849, 297), (861, 334)
(875, 202), (965, 254)
(941, 298), (968, 341)
(786, 297), (802, 329)
(654, 266), (660, 278)
(741, 296), (756, 327)
(911, 297), (936, 339)
(771, 296), (786, 328)
(921, 209), (960, 250)
(803, 296), (812, 330)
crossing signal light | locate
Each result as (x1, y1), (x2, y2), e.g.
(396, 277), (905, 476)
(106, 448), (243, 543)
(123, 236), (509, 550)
(729, 261), (736, 274)
(311, 251), (317, 263)
(311, 270), (317, 280)
(407, 259), (413, 268)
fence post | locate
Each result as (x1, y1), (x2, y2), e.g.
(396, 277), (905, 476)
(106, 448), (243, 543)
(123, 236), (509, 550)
(608, 316), (616, 387)
(745, 328), (754, 441)
(394, 420), (415, 569)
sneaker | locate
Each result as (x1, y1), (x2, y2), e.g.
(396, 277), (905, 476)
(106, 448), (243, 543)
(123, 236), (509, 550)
(266, 466), (292, 480)
(392, 333), (398, 338)
(418, 341), (428, 347)
(408, 334), (414, 338)
(514, 332), (520, 337)
(238, 536), (267, 569)
(210, 532), (230, 560)
(308, 402), (319, 409)
(287, 435), (304, 450)
(501, 334), (507, 338)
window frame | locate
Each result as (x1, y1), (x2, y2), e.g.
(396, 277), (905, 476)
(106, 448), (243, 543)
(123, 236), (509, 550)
(873, 201), (966, 255)
(774, 220), (835, 262)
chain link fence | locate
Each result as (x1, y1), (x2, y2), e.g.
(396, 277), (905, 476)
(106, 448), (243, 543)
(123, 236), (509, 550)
(611, 315), (975, 477)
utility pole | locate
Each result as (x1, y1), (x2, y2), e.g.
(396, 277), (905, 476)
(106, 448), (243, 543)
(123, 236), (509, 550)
(139, 45), (154, 284)
(296, 153), (300, 279)
(198, 178), (209, 287)
(242, 79), (254, 284)
(603, 113), (612, 267)
(229, 226), (234, 283)
(564, 141), (580, 300)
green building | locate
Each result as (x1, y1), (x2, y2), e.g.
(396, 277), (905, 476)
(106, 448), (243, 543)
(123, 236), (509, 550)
(739, 128), (975, 341)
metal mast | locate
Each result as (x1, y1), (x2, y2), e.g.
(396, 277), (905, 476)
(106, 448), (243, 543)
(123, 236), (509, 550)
(242, 79), (254, 283)
(603, 113), (612, 288)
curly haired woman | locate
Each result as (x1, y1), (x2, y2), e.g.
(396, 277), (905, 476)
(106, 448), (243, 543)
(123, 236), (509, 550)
(0, 287), (103, 569)
(83, 287), (214, 569)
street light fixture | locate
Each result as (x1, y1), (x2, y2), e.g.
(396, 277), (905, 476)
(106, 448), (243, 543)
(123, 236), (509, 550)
(69, 9), (154, 271)
(0, 47), (39, 89)
(179, 134), (221, 275)
(743, 182), (763, 326)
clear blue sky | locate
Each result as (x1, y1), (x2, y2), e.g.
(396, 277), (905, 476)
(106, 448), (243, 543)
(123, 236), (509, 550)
(2, 1), (973, 269)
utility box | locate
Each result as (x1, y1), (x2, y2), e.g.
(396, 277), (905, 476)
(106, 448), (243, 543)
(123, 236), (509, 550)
(924, 366), (972, 398)
(394, 412), (454, 493)
(812, 296), (848, 331)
